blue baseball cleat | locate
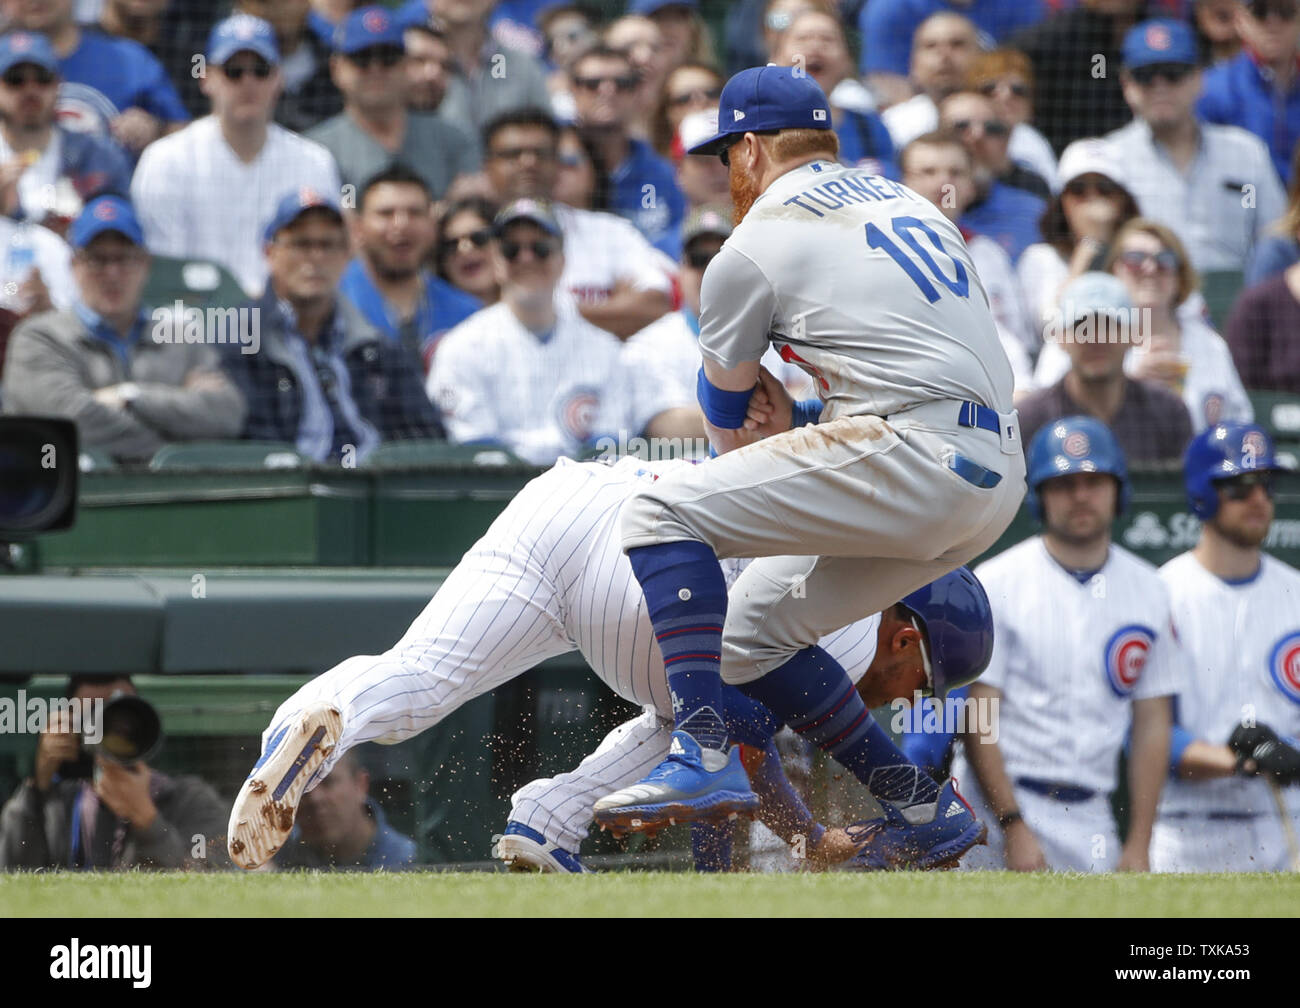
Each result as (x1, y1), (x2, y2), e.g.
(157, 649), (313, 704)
(493, 821), (591, 874)
(846, 778), (986, 870)
(592, 731), (759, 834)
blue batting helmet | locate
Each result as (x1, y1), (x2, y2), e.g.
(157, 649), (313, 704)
(898, 566), (994, 697)
(1025, 415), (1130, 523)
(1184, 421), (1287, 520)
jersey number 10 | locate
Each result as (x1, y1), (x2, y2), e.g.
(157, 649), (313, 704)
(865, 216), (970, 304)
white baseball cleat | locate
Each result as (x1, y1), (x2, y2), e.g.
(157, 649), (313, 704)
(492, 821), (591, 873)
(227, 703), (342, 870)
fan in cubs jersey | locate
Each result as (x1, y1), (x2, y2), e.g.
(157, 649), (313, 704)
(592, 65), (1025, 866)
(1151, 422), (1300, 872)
(226, 454), (991, 871)
(952, 416), (1180, 872)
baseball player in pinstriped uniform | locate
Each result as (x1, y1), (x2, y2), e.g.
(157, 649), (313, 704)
(952, 416), (1180, 872)
(226, 455), (991, 871)
(590, 65), (1025, 867)
(1152, 422), (1300, 872)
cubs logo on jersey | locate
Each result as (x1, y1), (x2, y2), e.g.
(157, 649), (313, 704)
(1268, 631), (1300, 707)
(556, 385), (601, 445)
(1104, 624), (1154, 697)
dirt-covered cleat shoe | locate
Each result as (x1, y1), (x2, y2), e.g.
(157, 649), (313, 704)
(227, 703), (342, 870)
(592, 731), (759, 834)
(847, 778), (986, 870)
(493, 821), (591, 873)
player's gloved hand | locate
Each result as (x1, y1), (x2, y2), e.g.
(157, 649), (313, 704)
(1228, 723), (1300, 784)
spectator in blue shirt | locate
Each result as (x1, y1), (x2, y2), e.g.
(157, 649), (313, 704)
(7, 0), (189, 157)
(274, 750), (418, 870)
(1245, 143), (1300, 286)
(1198, 0), (1300, 185)
(571, 45), (685, 259)
(340, 163), (482, 375)
(859, 0), (1048, 109)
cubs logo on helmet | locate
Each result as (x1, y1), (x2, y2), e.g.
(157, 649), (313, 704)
(1025, 415), (1130, 522)
(1269, 632), (1300, 707)
(1103, 624), (1153, 698)
(1183, 421), (1287, 520)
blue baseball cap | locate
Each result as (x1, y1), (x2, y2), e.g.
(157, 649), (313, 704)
(631, 0), (699, 15)
(335, 6), (405, 55)
(1122, 19), (1198, 70)
(70, 196), (145, 250)
(208, 14), (280, 67)
(494, 198), (563, 240)
(687, 65), (832, 157)
(0, 32), (58, 77)
(263, 187), (344, 243)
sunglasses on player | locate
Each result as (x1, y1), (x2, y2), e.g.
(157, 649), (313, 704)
(2, 65), (56, 88)
(501, 239), (556, 261)
(1217, 472), (1277, 501)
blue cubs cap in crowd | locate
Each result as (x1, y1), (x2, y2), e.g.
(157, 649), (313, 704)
(70, 195), (145, 249)
(208, 14), (280, 66)
(263, 187), (344, 243)
(0, 32), (58, 76)
(687, 65), (832, 157)
(494, 198), (563, 240)
(1122, 18), (1198, 69)
(335, 6), (405, 55)
(631, 0), (699, 15)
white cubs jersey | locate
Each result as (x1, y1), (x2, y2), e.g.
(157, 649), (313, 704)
(964, 536), (1183, 794)
(519, 456), (882, 714)
(1158, 552), (1300, 818)
(698, 159), (1013, 422)
(427, 300), (682, 465)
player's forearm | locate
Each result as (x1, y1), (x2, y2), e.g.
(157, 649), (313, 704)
(1175, 740), (1239, 780)
(960, 685), (1020, 820)
(1126, 697), (1173, 847)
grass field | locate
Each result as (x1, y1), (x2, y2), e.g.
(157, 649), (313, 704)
(3, 870), (1298, 917)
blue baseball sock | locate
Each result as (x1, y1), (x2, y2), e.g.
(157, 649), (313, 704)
(627, 541), (728, 750)
(690, 821), (733, 871)
(722, 686), (783, 748)
(738, 645), (940, 806)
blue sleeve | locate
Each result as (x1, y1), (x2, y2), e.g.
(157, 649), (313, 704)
(859, 0), (925, 76)
(722, 686), (783, 747)
(1244, 235), (1300, 288)
(791, 398), (823, 428)
(132, 46), (189, 123)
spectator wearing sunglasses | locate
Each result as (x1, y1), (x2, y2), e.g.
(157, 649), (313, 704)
(3, 0), (189, 159)
(966, 47), (1058, 195)
(399, 0), (552, 135)
(1035, 218), (1252, 432)
(434, 195), (500, 306)
(233, 0), (343, 134)
(0, 32), (131, 233)
(939, 90), (1046, 263)
(309, 7), (479, 200)
(1107, 17), (1285, 273)
(654, 61), (723, 158)
(1198, 0), (1300, 186)
(571, 45), (685, 260)
(772, 10), (898, 179)
(427, 198), (688, 465)
(340, 164), (482, 375)
(130, 14), (341, 298)
(1018, 138), (1142, 341)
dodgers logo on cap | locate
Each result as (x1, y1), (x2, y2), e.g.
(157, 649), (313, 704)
(1063, 431), (1090, 458)
(1269, 632), (1300, 707)
(1103, 624), (1154, 698)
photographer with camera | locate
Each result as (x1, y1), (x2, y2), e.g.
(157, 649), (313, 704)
(0, 674), (231, 871)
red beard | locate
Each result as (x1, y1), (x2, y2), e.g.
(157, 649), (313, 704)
(730, 161), (761, 225)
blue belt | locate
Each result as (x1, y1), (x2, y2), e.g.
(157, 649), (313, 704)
(957, 401), (1002, 435)
(1164, 811), (1262, 822)
(950, 402), (1005, 489)
(1016, 776), (1096, 803)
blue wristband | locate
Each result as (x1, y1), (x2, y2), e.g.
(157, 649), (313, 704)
(697, 367), (755, 429)
(791, 398), (823, 428)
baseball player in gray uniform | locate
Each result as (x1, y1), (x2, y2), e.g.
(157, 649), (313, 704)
(592, 66), (1025, 867)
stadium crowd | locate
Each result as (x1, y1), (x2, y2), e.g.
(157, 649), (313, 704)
(1, 0), (1298, 873)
